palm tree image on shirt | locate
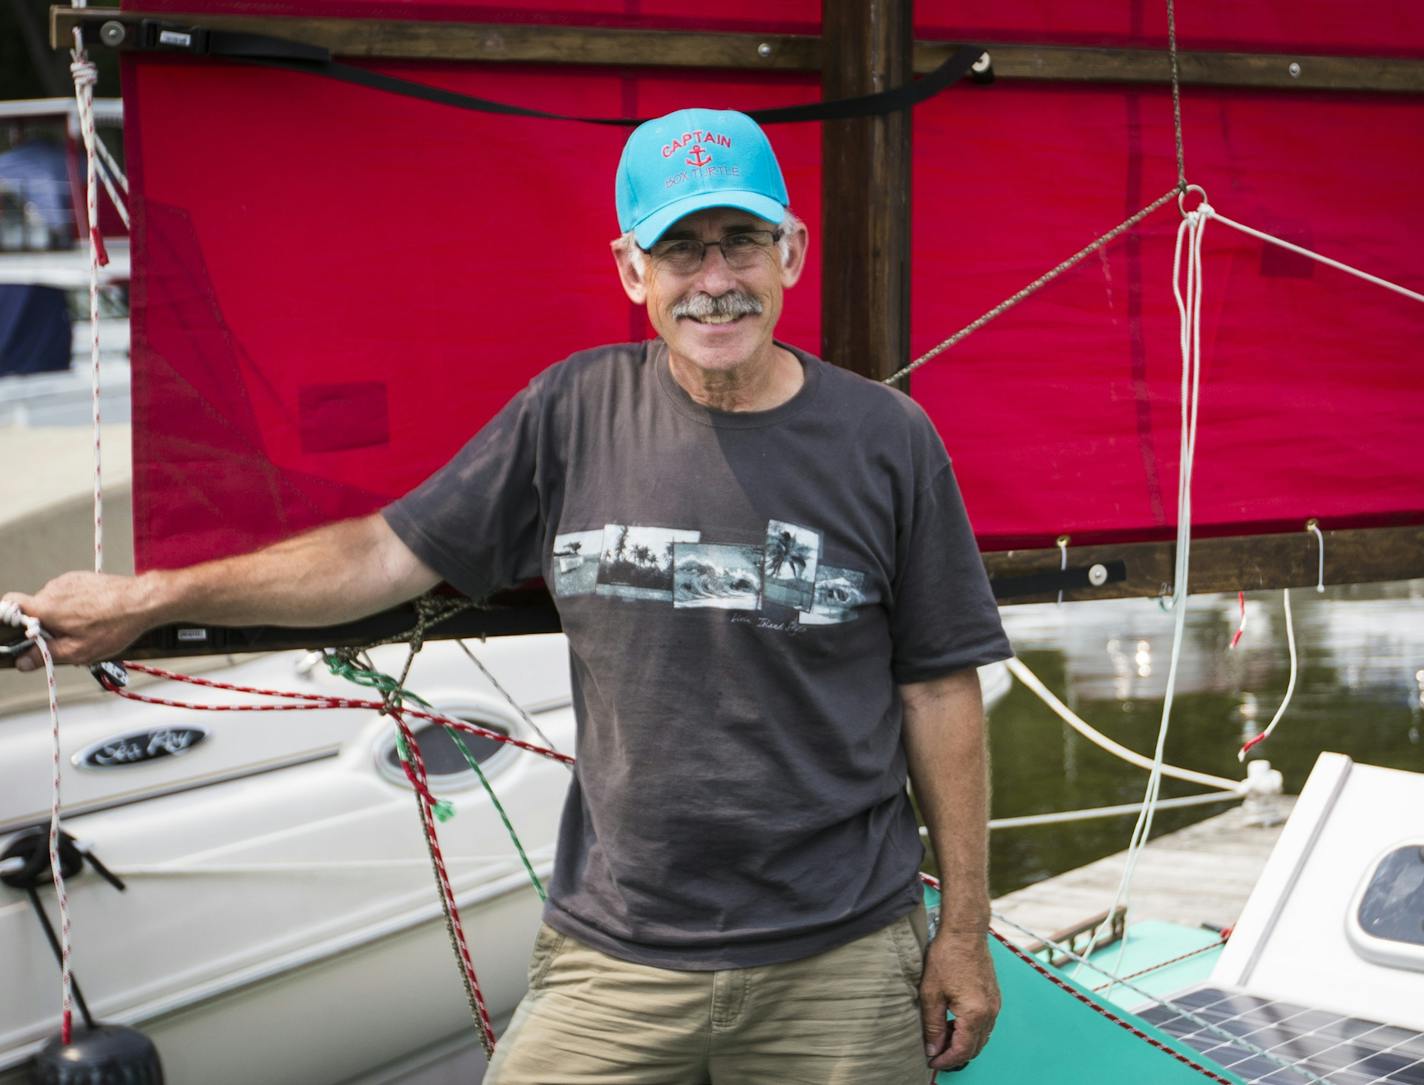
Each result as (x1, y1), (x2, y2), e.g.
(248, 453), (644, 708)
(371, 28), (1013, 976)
(595, 524), (701, 601)
(762, 519), (821, 611)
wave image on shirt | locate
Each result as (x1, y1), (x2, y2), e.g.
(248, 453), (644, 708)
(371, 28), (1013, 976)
(800, 565), (867, 624)
(673, 543), (763, 610)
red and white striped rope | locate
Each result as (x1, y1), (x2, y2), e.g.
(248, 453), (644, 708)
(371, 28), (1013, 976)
(1089, 934), (1229, 992)
(1, 603), (74, 1044)
(30, 33), (116, 1047)
(110, 663), (576, 765)
(395, 717), (497, 1054)
(1229, 591), (1247, 649)
(69, 30), (106, 577)
(1238, 587), (1297, 762)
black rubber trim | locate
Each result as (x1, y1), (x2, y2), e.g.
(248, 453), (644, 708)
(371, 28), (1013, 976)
(990, 560), (1128, 600)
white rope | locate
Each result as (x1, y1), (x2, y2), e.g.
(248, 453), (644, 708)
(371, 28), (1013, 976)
(1238, 588), (1299, 761)
(0, 602), (74, 1042)
(97, 853), (554, 877)
(91, 146), (129, 230)
(1307, 519), (1326, 592)
(1087, 200), (1208, 973)
(69, 30), (104, 576)
(913, 788), (1242, 838)
(1004, 657), (1240, 792)
(93, 129), (129, 196)
(1203, 207), (1424, 306)
(990, 910), (1332, 1085)
(977, 789), (1239, 831)
(1056, 535), (1069, 606)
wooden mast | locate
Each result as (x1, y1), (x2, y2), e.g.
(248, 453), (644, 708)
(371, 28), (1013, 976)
(819, 0), (914, 387)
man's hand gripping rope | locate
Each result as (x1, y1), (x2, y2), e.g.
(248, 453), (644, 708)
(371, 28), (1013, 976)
(3, 572), (151, 673)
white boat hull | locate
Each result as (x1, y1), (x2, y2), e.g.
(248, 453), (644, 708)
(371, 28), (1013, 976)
(1, 637), (576, 1082)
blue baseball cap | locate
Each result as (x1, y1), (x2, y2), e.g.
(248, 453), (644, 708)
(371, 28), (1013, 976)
(615, 108), (789, 248)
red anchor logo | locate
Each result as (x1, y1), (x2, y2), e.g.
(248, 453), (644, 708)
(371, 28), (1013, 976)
(686, 145), (712, 168)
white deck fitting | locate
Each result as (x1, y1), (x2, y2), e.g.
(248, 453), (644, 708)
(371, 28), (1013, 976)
(1213, 754), (1424, 1032)
(992, 800), (1294, 946)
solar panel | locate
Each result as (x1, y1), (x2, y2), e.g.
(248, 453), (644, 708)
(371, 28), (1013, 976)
(1136, 987), (1424, 1084)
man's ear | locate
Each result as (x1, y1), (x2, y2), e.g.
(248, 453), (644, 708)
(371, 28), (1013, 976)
(611, 240), (648, 304)
(779, 220), (809, 288)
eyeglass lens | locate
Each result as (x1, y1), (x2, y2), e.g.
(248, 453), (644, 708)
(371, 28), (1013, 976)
(650, 231), (779, 272)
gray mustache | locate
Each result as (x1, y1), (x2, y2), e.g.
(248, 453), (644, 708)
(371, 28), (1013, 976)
(672, 292), (764, 320)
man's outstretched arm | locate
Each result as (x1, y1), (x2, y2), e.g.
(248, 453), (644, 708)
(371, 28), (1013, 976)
(901, 665), (1000, 1073)
(4, 513), (440, 671)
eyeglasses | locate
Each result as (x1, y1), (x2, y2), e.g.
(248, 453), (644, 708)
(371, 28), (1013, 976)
(644, 229), (782, 274)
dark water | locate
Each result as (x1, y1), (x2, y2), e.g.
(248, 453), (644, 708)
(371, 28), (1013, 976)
(982, 579), (1424, 897)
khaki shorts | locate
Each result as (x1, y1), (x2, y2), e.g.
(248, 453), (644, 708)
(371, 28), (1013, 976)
(484, 909), (933, 1085)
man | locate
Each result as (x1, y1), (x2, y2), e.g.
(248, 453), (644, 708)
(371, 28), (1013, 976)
(8, 108), (1012, 1083)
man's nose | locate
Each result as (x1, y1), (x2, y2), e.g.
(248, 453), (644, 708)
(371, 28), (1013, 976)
(692, 243), (738, 291)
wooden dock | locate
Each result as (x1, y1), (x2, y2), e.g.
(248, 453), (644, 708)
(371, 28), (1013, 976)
(990, 800), (1295, 947)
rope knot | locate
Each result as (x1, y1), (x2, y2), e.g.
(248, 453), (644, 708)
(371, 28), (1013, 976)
(69, 57), (99, 89)
(0, 600), (44, 642)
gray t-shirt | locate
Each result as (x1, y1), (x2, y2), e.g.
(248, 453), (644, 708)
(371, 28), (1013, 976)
(383, 339), (1012, 969)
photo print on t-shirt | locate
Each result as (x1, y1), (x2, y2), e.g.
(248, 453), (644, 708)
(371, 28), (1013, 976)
(553, 519), (868, 627)
(595, 524), (702, 602)
(673, 543), (764, 610)
(799, 565), (867, 625)
(551, 528), (605, 597)
(761, 520), (821, 611)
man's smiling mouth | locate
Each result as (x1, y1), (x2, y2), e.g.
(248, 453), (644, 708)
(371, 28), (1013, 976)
(671, 291), (763, 325)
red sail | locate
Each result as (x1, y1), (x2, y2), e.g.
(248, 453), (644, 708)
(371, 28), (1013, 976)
(119, 0), (1424, 568)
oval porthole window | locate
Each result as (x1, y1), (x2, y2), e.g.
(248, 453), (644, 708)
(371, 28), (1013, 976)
(378, 715), (514, 791)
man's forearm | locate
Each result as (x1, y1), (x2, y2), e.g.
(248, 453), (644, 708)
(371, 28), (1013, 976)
(901, 664), (999, 1071)
(8, 513), (440, 668)
(901, 666), (991, 930)
(147, 515), (438, 629)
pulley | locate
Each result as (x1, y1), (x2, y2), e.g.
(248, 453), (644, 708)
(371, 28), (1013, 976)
(29, 1025), (163, 1085)
(2, 831), (159, 1082)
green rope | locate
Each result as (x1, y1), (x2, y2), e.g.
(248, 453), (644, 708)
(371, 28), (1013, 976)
(324, 649), (545, 897)
(447, 729), (547, 902)
(323, 650), (431, 707)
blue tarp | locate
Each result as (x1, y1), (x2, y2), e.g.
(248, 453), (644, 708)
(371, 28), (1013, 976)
(0, 140), (73, 375)
(0, 286), (70, 375)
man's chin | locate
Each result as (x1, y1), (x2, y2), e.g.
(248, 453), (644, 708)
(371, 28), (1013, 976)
(671, 343), (758, 375)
